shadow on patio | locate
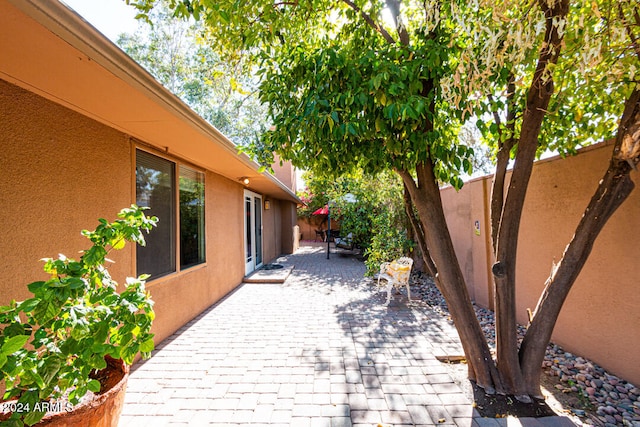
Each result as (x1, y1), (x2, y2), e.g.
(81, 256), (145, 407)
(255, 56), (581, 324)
(119, 243), (574, 427)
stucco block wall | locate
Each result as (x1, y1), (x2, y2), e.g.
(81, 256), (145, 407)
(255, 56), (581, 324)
(517, 143), (639, 386)
(261, 200), (294, 261)
(441, 178), (493, 309)
(441, 142), (640, 385)
(296, 216), (342, 242)
(272, 154), (296, 194)
(281, 201), (297, 254)
(297, 217), (324, 241)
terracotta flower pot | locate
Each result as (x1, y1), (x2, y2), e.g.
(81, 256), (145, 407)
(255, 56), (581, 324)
(1, 357), (129, 427)
(38, 357), (129, 427)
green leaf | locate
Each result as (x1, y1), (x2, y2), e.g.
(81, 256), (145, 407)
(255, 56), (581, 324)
(67, 277), (85, 290)
(1, 335), (29, 355)
(30, 371), (45, 389)
(463, 158), (472, 174)
(23, 410), (46, 426)
(71, 325), (89, 340)
(2, 323), (26, 339)
(139, 338), (155, 353)
(27, 281), (45, 294)
(18, 298), (40, 313)
(89, 354), (107, 370)
(34, 300), (59, 323)
(82, 246), (107, 266)
(87, 379), (101, 393)
(41, 358), (61, 386)
(327, 115), (334, 132)
(0, 352), (6, 369)
(47, 278), (67, 288)
(121, 344), (139, 365)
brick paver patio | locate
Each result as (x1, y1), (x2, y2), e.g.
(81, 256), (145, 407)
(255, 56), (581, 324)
(119, 243), (574, 426)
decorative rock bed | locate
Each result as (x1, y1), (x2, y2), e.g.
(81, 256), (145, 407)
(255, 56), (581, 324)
(410, 271), (640, 427)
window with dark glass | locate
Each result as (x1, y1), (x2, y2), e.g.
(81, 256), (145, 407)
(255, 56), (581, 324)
(136, 150), (176, 278)
(135, 149), (206, 279)
(179, 165), (205, 269)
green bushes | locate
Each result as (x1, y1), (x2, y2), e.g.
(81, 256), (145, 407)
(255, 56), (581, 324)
(364, 210), (414, 276)
(299, 170), (414, 275)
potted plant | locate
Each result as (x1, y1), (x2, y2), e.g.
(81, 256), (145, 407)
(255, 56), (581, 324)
(0, 206), (157, 426)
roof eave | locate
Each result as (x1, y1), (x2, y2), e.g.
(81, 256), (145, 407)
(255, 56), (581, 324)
(0, 0), (299, 203)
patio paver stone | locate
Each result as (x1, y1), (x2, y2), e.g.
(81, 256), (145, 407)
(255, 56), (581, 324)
(119, 243), (574, 426)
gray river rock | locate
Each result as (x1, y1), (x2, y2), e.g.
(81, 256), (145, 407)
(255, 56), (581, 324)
(410, 272), (639, 427)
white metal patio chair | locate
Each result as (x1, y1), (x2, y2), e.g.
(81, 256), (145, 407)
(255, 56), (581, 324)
(377, 256), (413, 305)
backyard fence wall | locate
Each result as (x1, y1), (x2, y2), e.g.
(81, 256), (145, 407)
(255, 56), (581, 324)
(297, 216), (342, 242)
(440, 140), (640, 386)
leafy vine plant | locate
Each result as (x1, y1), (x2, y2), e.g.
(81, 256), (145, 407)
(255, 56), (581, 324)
(0, 206), (157, 426)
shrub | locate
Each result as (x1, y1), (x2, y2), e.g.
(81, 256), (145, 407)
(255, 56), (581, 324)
(0, 206), (157, 426)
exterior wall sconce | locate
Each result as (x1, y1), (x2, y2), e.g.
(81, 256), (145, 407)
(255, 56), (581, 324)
(264, 199), (271, 210)
(239, 177), (250, 185)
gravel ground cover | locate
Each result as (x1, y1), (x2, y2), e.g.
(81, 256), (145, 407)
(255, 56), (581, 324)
(409, 271), (640, 427)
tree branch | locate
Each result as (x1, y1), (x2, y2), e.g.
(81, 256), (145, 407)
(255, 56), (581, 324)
(273, 1), (298, 7)
(618, 3), (640, 61)
(386, 0), (410, 46)
(489, 74), (516, 252)
(340, 0), (397, 44)
(399, 162), (503, 393)
(519, 87), (640, 396)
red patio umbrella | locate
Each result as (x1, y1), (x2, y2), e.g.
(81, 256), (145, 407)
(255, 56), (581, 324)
(312, 205), (329, 215)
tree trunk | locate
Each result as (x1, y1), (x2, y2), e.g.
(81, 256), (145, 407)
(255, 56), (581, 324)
(401, 183), (437, 278)
(491, 0), (569, 397)
(519, 88), (640, 396)
(489, 77), (516, 250)
(490, 144), (511, 250)
(398, 163), (503, 393)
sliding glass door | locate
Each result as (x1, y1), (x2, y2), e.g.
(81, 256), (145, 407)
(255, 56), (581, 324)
(244, 190), (263, 275)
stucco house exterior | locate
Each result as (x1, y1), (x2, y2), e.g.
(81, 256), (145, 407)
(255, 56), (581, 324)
(0, 0), (300, 344)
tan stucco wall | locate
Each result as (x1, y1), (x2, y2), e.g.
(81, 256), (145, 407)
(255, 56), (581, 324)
(0, 78), (292, 347)
(146, 172), (246, 343)
(262, 200), (279, 263)
(0, 79), (133, 304)
(272, 154), (296, 194)
(441, 178), (493, 308)
(441, 141), (640, 385)
(517, 143), (639, 386)
(296, 216), (341, 242)
(298, 217), (323, 241)
(280, 201), (297, 254)
(261, 199), (298, 259)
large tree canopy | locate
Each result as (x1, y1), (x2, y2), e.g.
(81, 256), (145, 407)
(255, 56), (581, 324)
(129, 0), (640, 400)
(118, 1), (269, 146)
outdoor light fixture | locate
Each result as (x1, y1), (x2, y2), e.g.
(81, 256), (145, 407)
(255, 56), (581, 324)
(239, 177), (250, 185)
(264, 199), (271, 210)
